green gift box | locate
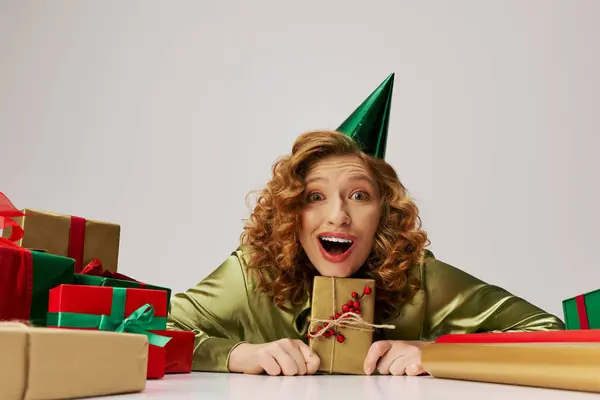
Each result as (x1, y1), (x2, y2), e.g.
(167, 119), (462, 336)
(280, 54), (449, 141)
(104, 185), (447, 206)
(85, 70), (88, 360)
(0, 241), (75, 326)
(562, 289), (600, 330)
(73, 260), (171, 310)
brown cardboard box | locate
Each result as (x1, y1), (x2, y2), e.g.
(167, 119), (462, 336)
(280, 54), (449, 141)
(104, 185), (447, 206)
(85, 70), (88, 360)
(0, 322), (147, 400)
(2, 209), (120, 273)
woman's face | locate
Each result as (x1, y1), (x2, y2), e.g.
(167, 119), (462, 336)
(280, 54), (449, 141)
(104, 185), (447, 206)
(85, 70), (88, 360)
(299, 154), (382, 277)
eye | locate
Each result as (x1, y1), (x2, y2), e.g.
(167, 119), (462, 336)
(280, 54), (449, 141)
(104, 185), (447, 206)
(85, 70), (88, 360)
(351, 191), (370, 201)
(307, 192), (324, 202)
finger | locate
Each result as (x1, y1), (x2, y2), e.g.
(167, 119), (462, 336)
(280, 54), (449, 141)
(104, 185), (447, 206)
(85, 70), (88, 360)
(298, 341), (321, 375)
(363, 340), (392, 375)
(270, 344), (299, 376)
(388, 351), (421, 376)
(375, 350), (402, 375)
(259, 355), (282, 376)
(280, 340), (308, 375)
(405, 363), (426, 376)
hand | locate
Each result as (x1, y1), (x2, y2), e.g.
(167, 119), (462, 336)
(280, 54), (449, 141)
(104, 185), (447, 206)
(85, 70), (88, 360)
(363, 340), (428, 376)
(228, 339), (321, 376)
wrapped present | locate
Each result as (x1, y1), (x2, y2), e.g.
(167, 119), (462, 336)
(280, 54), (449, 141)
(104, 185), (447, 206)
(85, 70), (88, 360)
(563, 289), (600, 330)
(1, 199), (120, 273)
(0, 321), (147, 400)
(0, 238), (74, 326)
(157, 330), (195, 374)
(46, 284), (171, 379)
(307, 276), (393, 375)
(74, 259), (172, 310)
(421, 341), (600, 393)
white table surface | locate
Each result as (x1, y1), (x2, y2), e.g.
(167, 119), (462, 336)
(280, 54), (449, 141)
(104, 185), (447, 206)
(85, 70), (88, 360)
(103, 373), (600, 400)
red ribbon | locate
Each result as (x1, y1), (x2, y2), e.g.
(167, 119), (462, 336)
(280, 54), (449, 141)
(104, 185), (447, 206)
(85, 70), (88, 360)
(576, 294), (589, 330)
(0, 192), (26, 242)
(81, 259), (146, 288)
(68, 215), (86, 273)
(0, 238), (33, 321)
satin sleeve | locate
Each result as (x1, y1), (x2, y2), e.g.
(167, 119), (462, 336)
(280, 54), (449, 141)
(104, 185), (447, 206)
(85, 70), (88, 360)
(166, 249), (252, 372)
(420, 258), (565, 340)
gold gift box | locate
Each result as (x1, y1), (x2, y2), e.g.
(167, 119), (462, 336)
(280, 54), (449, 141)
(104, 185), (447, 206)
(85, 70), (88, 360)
(422, 342), (600, 393)
(2, 209), (120, 273)
(309, 276), (376, 375)
(0, 322), (148, 400)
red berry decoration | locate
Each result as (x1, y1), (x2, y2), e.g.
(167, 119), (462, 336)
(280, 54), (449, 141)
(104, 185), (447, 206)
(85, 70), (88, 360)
(351, 292), (358, 298)
(349, 307), (354, 313)
(364, 286), (372, 295)
(336, 334), (345, 343)
(355, 309), (361, 315)
(335, 313), (340, 319)
(353, 301), (360, 309)
(347, 300), (353, 306)
(342, 304), (349, 313)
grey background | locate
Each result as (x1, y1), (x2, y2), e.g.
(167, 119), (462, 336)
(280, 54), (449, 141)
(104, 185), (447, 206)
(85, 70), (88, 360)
(1, 1), (598, 319)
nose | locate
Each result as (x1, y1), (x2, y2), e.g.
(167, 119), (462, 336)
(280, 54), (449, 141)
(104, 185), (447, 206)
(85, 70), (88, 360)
(326, 198), (351, 227)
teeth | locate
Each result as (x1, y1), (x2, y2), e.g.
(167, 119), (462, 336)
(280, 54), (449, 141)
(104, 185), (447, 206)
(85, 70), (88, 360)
(320, 236), (353, 243)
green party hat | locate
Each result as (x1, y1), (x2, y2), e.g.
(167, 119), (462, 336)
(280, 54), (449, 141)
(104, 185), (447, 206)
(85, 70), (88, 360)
(337, 73), (394, 159)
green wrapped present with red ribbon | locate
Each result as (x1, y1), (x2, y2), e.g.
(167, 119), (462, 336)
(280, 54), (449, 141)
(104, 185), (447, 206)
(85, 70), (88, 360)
(46, 284), (172, 379)
(1, 193), (75, 326)
(74, 259), (172, 310)
(563, 289), (600, 330)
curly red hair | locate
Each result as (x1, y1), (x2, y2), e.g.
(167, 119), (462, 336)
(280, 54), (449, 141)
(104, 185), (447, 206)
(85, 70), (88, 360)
(241, 130), (430, 317)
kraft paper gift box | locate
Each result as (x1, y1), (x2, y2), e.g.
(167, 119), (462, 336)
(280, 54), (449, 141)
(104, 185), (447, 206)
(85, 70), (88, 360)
(0, 322), (148, 400)
(307, 276), (377, 375)
(46, 284), (172, 379)
(0, 238), (74, 326)
(563, 289), (600, 330)
(2, 208), (120, 273)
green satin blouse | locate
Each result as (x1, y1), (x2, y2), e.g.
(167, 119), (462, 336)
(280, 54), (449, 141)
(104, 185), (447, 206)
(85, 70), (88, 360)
(166, 246), (564, 372)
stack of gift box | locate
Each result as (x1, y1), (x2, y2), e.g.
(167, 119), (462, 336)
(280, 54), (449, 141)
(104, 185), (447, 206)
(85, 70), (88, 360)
(0, 192), (195, 399)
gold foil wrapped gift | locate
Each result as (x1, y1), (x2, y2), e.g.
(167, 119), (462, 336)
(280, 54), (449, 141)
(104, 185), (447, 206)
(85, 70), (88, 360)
(2, 209), (120, 273)
(308, 276), (392, 375)
(0, 322), (148, 400)
(422, 342), (600, 393)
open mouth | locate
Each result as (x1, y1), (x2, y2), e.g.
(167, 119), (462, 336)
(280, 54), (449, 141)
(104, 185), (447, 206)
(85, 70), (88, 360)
(318, 234), (356, 262)
(319, 236), (353, 254)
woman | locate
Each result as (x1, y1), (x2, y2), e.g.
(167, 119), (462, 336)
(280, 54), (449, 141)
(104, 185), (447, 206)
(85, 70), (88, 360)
(167, 76), (564, 377)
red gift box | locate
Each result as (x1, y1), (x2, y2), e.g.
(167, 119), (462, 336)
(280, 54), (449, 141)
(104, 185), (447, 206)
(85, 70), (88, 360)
(154, 330), (195, 374)
(435, 329), (600, 344)
(46, 284), (171, 379)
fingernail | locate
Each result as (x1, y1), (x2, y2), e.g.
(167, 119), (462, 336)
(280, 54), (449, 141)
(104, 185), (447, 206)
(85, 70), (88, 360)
(365, 368), (372, 375)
